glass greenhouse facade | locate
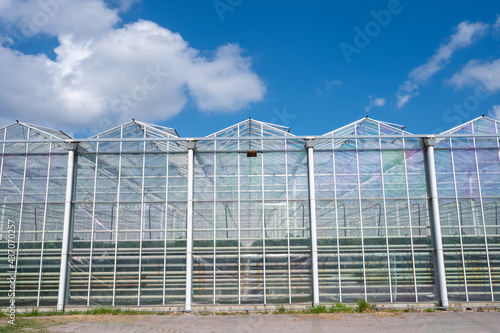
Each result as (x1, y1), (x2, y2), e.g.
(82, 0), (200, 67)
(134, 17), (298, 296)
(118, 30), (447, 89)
(0, 116), (499, 310)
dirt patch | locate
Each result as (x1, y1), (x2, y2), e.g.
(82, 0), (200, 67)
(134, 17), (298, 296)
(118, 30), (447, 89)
(54, 314), (140, 322)
(375, 312), (400, 317)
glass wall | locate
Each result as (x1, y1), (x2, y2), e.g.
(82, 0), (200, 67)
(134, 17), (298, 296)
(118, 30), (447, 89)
(0, 123), (69, 307)
(0, 116), (499, 308)
(68, 122), (188, 306)
(192, 122), (311, 305)
(435, 118), (500, 302)
(314, 120), (436, 303)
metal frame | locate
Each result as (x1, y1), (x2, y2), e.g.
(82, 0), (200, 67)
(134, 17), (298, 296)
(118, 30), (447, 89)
(185, 140), (195, 311)
(56, 142), (77, 311)
(305, 138), (319, 305)
(2, 116), (500, 310)
(424, 137), (449, 308)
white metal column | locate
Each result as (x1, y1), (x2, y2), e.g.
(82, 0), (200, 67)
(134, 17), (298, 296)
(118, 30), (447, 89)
(137, 132), (147, 306)
(260, 125), (267, 304)
(162, 142), (170, 306)
(423, 137), (449, 308)
(185, 139), (195, 311)
(284, 140), (292, 304)
(305, 138), (319, 305)
(57, 142), (78, 311)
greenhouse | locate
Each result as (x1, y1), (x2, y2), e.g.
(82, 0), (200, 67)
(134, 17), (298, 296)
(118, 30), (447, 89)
(0, 116), (499, 311)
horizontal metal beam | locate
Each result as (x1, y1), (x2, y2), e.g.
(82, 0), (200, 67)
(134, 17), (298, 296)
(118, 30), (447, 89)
(0, 134), (499, 144)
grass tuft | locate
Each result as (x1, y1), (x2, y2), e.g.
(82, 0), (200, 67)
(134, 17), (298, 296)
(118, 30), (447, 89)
(356, 299), (375, 313)
(309, 304), (328, 314)
(274, 305), (286, 314)
(329, 302), (354, 313)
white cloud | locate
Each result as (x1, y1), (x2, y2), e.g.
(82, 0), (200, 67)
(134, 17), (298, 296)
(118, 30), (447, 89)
(324, 79), (342, 89)
(489, 105), (500, 120)
(409, 21), (488, 83)
(0, 2), (266, 133)
(315, 79), (341, 95)
(0, 0), (120, 40)
(365, 96), (386, 112)
(396, 20), (490, 109)
(396, 80), (419, 109)
(448, 58), (500, 93)
(108, 0), (141, 12)
(494, 15), (500, 33)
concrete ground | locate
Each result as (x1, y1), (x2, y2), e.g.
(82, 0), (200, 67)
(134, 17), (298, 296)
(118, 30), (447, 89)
(1, 311), (500, 333)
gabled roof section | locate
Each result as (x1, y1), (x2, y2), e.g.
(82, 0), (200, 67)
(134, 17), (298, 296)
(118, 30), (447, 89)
(0, 121), (72, 153)
(322, 117), (411, 137)
(206, 118), (292, 138)
(437, 115), (499, 148)
(0, 121), (72, 141)
(90, 119), (178, 139)
(439, 115), (499, 135)
(82, 120), (181, 153)
(318, 117), (413, 150)
(200, 118), (293, 151)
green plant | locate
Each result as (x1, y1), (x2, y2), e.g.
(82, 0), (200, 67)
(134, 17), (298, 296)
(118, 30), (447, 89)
(274, 305), (286, 314)
(356, 299), (375, 313)
(16, 310), (64, 318)
(83, 307), (131, 315)
(309, 304), (328, 314)
(214, 311), (230, 315)
(424, 308), (435, 313)
(329, 302), (354, 313)
(386, 309), (400, 313)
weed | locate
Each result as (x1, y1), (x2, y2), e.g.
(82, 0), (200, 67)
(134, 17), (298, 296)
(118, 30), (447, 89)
(215, 311), (230, 315)
(16, 310), (63, 318)
(356, 299), (375, 313)
(386, 309), (400, 313)
(0, 318), (56, 333)
(329, 302), (354, 313)
(424, 308), (435, 313)
(66, 310), (83, 315)
(309, 304), (328, 314)
(274, 305), (286, 314)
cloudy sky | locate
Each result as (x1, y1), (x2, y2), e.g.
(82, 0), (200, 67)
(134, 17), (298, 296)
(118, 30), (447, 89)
(0, 0), (499, 137)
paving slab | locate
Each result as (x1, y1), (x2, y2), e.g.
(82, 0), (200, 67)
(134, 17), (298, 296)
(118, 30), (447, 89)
(1, 311), (499, 333)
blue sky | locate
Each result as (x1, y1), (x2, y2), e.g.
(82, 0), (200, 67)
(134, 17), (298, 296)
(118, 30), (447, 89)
(0, 0), (499, 137)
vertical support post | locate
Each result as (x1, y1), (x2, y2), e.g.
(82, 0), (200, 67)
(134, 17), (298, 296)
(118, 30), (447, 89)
(423, 137), (449, 308)
(285, 140), (292, 304)
(213, 141), (217, 305)
(305, 138), (319, 306)
(260, 124), (267, 305)
(162, 141), (170, 306)
(57, 142), (78, 311)
(185, 139), (195, 311)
